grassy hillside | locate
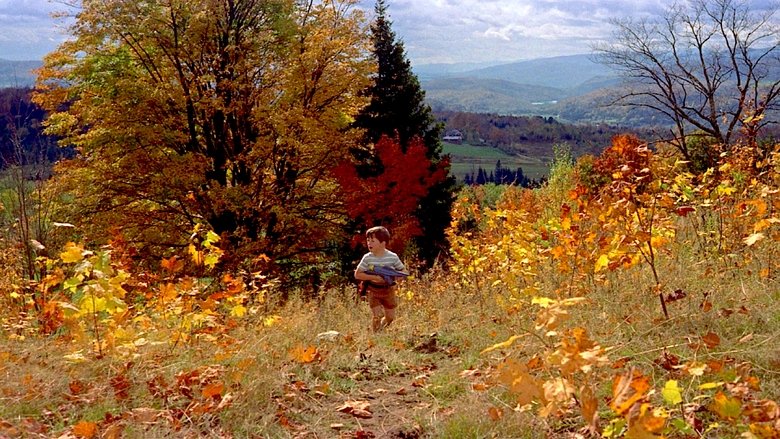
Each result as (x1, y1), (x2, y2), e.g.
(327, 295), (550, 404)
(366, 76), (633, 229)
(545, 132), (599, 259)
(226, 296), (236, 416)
(423, 77), (562, 116)
(442, 141), (550, 182)
(2, 140), (778, 438)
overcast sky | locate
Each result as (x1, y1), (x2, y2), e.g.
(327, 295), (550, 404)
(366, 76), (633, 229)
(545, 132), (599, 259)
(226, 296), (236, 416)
(0, 0), (776, 65)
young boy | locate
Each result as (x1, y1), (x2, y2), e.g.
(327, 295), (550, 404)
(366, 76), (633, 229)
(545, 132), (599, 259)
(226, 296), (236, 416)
(355, 226), (407, 332)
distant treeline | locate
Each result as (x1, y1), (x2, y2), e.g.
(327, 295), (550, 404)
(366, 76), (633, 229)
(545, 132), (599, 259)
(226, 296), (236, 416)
(435, 110), (659, 158)
(462, 160), (545, 187)
(0, 87), (64, 170)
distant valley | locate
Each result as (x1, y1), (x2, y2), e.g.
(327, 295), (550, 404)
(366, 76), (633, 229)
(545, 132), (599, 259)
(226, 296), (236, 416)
(416, 54), (654, 127)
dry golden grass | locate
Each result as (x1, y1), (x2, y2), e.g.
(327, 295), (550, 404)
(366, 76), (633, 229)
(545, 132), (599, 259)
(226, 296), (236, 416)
(1, 237), (778, 439)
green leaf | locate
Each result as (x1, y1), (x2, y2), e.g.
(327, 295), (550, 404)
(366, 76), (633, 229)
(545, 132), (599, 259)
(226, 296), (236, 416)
(662, 380), (683, 406)
(63, 277), (82, 292)
(670, 418), (694, 434)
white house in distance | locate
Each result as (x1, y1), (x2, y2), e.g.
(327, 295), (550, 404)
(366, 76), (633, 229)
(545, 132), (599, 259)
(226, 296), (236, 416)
(442, 129), (463, 144)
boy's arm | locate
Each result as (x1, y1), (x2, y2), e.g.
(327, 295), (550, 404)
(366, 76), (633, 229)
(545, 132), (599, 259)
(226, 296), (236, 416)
(393, 255), (407, 273)
(355, 268), (385, 284)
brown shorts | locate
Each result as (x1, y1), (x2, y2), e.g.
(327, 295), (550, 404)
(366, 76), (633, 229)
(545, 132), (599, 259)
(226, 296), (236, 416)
(367, 285), (398, 309)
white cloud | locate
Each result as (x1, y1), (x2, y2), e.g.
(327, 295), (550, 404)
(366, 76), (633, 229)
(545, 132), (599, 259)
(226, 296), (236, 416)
(0, 0), (73, 59)
(357, 0), (763, 64)
(1, 0), (777, 63)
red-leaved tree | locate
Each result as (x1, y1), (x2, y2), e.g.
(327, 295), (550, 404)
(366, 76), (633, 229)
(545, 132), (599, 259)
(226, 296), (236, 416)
(333, 135), (449, 250)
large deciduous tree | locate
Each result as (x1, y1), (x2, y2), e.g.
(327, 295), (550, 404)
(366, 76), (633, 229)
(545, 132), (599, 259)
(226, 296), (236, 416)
(352, 0), (456, 266)
(34, 0), (372, 268)
(595, 0), (780, 168)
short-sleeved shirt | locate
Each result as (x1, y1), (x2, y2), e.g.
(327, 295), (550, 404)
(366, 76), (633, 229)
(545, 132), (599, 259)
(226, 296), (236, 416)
(357, 250), (406, 275)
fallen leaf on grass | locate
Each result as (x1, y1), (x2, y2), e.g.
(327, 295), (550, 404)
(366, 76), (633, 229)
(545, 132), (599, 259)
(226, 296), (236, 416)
(480, 334), (526, 354)
(289, 345), (321, 364)
(609, 369), (650, 416)
(202, 382), (224, 400)
(472, 383), (488, 391)
(72, 421), (97, 439)
(701, 332), (721, 349)
(488, 406), (504, 421)
(336, 400), (372, 419)
(411, 375), (429, 388)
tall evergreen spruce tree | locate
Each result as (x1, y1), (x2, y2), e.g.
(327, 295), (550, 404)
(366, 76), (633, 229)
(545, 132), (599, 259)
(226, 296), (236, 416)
(354, 0), (456, 266)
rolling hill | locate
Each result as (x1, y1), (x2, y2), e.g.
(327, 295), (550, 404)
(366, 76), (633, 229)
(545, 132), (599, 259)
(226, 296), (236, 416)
(416, 54), (637, 125)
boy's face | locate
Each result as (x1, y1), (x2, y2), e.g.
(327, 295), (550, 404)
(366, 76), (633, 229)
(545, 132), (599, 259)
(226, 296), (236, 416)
(366, 236), (386, 253)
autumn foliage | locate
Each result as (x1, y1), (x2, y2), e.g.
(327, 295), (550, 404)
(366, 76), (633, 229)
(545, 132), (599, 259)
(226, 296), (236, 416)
(447, 135), (780, 437)
(333, 135), (449, 249)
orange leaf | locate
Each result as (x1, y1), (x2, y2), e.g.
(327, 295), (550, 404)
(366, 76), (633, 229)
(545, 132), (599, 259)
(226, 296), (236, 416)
(610, 369), (650, 416)
(160, 283), (178, 302)
(488, 406), (504, 421)
(69, 380), (87, 395)
(161, 256), (184, 273)
(202, 382), (224, 399)
(702, 332), (721, 349)
(289, 345), (320, 364)
(72, 421), (98, 439)
(580, 385), (599, 430)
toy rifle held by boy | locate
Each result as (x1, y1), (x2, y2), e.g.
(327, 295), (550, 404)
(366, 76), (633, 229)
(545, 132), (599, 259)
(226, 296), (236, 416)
(358, 266), (409, 297)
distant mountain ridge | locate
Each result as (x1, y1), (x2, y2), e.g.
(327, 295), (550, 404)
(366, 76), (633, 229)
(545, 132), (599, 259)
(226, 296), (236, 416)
(415, 54), (636, 125)
(415, 52), (780, 128)
(0, 59), (41, 88)
(415, 54), (619, 90)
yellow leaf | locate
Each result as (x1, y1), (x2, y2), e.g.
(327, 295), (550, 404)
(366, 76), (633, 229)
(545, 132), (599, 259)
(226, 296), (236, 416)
(60, 242), (85, 263)
(263, 315), (282, 327)
(480, 334), (526, 354)
(661, 380), (682, 406)
(188, 243), (203, 266)
(752, 219), (771, 232)
(531, 296), (555, 307)
(595, 254), (610, 272)
(230, 304), (247, 317)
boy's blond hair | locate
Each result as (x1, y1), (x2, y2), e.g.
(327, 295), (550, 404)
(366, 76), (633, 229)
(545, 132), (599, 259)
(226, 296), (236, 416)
(366, 226), (391, 244)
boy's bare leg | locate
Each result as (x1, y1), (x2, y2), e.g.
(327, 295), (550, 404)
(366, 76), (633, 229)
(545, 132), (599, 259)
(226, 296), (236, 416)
(382, 307), (396, 328)
(371, 306), (384, 331)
